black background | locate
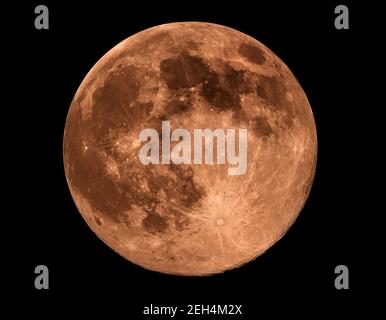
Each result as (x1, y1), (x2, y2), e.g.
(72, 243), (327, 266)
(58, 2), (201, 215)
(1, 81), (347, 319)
(8, 0), (376, 316)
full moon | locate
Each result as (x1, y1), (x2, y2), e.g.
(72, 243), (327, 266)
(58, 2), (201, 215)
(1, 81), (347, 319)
(63, 22), (317, 275)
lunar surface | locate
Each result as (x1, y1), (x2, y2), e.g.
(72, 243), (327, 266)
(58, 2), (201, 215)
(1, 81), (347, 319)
(63, 22), (317, 275)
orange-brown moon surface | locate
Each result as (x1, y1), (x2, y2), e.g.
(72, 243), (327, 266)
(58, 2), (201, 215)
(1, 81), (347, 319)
(63, 22), (317, 276)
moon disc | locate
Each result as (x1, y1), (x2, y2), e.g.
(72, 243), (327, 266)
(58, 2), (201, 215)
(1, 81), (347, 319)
(63, 22), (317, 275)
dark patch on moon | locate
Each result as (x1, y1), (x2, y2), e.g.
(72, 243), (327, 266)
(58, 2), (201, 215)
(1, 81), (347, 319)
(169, 165), (204, 207)
(201, 72), (240, 111)
(160, 51), (254, 114)
(239, 43), (266, 65)
(91, 65), (141, 136)
(223, 65), (253, 95)
(201, 64), (253, 112)
(256, 75), (296, 129)
(160, 52), (209, 90)
(166, 98), (192, 116)
(146, 172), (170, 194)
(252, 116), (274, 137)
(256, 84), (268, 100)
(256, 75), (288, 110)
(143, 213), (169, 233)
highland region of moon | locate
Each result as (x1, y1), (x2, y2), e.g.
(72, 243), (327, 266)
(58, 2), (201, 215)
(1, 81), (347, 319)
(63, 22), (317, 275)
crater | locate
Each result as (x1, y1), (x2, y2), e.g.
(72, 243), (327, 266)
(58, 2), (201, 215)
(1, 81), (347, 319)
(95, 216), (102, 225)
(216, 218), (225, 226)
(239, 43), (266, 65)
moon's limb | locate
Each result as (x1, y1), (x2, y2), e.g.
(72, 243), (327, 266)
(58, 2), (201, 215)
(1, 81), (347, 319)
(63, 22), (317, 276)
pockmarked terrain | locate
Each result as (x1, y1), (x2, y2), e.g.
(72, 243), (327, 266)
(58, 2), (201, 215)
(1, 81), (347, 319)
(63, 22), (317, 275)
